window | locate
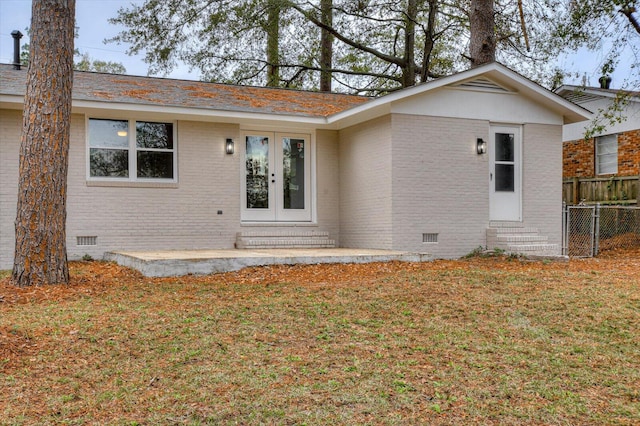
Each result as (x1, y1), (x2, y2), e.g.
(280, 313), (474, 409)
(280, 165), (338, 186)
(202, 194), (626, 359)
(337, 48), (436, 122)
(88, 118), (176, 181)
(596, 134), (618, 175)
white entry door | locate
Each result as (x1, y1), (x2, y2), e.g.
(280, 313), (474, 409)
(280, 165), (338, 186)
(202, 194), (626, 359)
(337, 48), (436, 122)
(489, 125), (522, 221)
(242, 132), (311, 222)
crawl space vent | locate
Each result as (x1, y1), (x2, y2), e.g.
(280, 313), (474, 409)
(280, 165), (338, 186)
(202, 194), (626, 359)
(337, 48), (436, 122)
(76, 236), (97, 246)
(422, 233), (438, 243)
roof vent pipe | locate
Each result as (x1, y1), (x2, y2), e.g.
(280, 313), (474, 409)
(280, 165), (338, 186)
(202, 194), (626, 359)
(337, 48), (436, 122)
(599, 75), (612, 90)
(11, 30), (23, 70)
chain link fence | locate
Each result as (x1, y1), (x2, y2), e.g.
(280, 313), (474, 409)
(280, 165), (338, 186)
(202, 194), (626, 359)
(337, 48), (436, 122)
(563, 204), (640, 257)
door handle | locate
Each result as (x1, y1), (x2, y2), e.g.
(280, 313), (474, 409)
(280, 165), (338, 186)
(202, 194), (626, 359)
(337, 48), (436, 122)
(490, 172), (493, 181)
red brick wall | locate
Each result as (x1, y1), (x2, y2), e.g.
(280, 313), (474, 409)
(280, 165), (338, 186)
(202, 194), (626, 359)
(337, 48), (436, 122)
(618, 129), (640, 176)
(563, 129), (640, 178)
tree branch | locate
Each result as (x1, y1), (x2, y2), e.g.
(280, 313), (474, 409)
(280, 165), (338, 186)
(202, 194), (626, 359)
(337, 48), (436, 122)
(288, 2), (407, 67)
(620, 6), (640, 35)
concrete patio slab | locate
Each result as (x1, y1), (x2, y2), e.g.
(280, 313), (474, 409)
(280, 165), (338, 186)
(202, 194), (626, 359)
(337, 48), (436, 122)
(104, 248), (432, 277)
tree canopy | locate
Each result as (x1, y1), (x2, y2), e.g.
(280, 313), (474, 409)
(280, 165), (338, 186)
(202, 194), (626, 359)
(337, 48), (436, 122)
(108, 0), (638, 93)
(20, 27), (127, 74)
(109, 0), (573, 93)
(550, 0), (639, 88)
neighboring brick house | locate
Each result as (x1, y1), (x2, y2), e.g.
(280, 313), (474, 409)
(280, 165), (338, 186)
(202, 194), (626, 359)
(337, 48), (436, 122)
(557, 84), (640, 204)
(0, 62), (590, 267)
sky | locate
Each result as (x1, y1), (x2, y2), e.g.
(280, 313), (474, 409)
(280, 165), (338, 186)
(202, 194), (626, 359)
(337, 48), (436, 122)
(0, 0), (635, 89)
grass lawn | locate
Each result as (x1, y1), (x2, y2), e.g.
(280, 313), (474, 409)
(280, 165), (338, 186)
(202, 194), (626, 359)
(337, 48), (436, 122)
(1, 252), (639, 425)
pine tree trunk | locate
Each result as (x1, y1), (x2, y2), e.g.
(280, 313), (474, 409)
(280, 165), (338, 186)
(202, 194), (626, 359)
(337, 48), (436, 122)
(266, 0), (281, 87)
(421, 0), (439, 82)
(469, 0), (495, 67)
(12, 0), (75, 287)
(319, 0), (333, 92)
(402, 0), (418, 87)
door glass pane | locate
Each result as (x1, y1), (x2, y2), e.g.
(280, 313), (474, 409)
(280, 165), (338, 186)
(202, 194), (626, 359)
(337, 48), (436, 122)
(246, 136), (270, 209)
(495, 164), (514, 192)
(495, 133), (514, 162)
(282, 138), (305, 209)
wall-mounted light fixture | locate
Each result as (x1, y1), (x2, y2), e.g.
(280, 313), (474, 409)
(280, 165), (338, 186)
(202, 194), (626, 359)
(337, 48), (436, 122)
(225, 138), (235, 155)
(476, 138), (487, 155)
(117, 131), (128, 137)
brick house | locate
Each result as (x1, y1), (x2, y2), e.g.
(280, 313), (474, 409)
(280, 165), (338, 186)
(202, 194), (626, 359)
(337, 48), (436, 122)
(557, 85), (640, 204)
(0, 62), (590, 268)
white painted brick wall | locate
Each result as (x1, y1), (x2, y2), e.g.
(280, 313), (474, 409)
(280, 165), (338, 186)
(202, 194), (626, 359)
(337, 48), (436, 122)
(522, 123), (563, 247)
(315, 130), (341, 245)
(391, 114), (489, 258)
(338, 116), (393, 249)
(0, 111), (340, 269)
(0, 106), (563, 268)
(0, 109), (21, 269)
(64, 119), (241, 261)
(389, 115), (563, 258)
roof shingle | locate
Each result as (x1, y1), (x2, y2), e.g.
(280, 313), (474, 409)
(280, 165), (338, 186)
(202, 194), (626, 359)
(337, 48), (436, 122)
(0, 64), (370, 118)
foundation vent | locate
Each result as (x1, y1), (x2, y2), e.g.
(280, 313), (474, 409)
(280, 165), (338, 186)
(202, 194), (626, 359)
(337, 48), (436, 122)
(422, 233), (438, 243)
(77, 236), (97, 246)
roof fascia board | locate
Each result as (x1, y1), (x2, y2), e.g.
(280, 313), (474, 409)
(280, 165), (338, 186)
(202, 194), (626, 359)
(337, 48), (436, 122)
(557, 85), (640, 102)
(0, 94), (24, 107)
(478, 67), (591, 123)
(71, 100), (329, 126)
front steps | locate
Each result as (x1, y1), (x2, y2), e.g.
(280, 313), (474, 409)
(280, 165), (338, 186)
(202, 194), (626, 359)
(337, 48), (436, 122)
(235, 230), (336, 249)
(486, 225), (561, 257)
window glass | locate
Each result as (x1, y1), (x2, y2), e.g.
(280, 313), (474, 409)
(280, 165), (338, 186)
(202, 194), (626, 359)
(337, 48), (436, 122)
(88, 119), (128, 148)
(136, 122), (174, 149)
(88, 118), (175, 181)
(137, 151), (174, 179)
(596, 134), (618, 175)
(89, 149), (129, 177)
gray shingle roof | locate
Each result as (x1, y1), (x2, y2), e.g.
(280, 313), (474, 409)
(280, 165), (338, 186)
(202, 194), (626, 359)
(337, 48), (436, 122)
(0, 64), (370, 118)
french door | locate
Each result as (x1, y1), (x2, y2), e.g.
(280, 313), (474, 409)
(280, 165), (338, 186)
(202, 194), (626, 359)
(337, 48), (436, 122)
(242, 132), (311, 222)
(489, 125), (522, 221)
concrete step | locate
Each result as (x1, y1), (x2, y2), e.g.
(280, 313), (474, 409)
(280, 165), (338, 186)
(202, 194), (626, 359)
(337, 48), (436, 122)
(494, 235), (549, 244)
(486, 227), (540, 236)
(235, 231), (336, 249)
(486, 226), (560, 257)
(238, 230), (331, 238)
(507, 243), (561, 257)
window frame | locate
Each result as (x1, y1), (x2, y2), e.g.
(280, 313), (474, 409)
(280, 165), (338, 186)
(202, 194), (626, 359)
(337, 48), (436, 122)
(86, 117), (178, 183)
(595, 134), (618, 175)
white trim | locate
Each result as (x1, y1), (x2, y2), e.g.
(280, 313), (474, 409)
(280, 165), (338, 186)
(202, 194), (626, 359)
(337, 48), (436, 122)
(85, 116), (178, 184)
(240, 130), (314, 223)
(489, 124), (523, 222)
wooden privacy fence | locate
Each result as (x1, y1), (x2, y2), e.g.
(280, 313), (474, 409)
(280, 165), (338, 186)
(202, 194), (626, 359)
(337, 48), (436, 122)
(562, 176), (639, 206)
